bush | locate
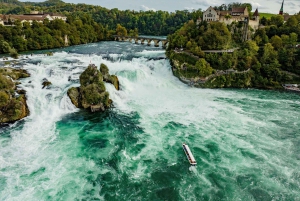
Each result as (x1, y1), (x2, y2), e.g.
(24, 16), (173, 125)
(9, 48), (19, 59)
(0, 91), (9, 107)
(80, 64), (103, 86)
(0, 74), (14, 90)
(81, 84), (104, 105)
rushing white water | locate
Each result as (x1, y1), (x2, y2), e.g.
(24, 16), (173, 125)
(0, 42), (299, 201)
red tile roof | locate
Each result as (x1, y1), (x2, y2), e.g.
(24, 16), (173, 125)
(232, 7), (246, 13)
(253, 8), (259, 16)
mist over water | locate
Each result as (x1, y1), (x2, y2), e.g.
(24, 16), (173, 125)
(0, 41), (300, 201)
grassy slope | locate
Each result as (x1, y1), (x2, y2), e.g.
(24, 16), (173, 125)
(259, 13), (276, 19)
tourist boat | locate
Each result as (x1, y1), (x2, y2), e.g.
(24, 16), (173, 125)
(182, 143), (197, 166)
(282, 84), (300, 93)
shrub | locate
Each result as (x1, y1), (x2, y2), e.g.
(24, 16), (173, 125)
(0, 74), (14, 90)
(0, 91), (9, 107)
(9, 48), (19, 59)
(80, 64), (103, 86)
(81, 84), (103, 105)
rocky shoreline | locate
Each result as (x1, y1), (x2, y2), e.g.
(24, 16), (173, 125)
(169, 53), (300, 90)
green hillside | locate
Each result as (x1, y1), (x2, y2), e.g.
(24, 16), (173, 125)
(259, 13), (276, 19)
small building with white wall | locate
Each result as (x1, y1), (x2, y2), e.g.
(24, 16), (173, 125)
(203, 6), (219, 22)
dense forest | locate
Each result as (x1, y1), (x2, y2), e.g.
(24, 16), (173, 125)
(166, 13), (300, 89)
(0, 0), (202, 36)
(0, 0), (203, 54)
(0, 13), (114, 55)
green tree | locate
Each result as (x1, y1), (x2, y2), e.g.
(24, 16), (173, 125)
(270, 35), (283, 50)
(243, 40), (259, 56)
(286, 16), (298, 27)
(289, 32), (298, 46)
(200, 22), (231, 50)
(281, 34), (290, 46)
(128, 28), (138, 37)
(9, 48), (18, 59)
(195, 58), (213, 77)
(0, 40), (11, 53)
(270, 15), (284, 27)
(116, 24), (127, 36)
(254, 28), (269, 45)
(278, 48), (295, 70)
(261, 43), (278, 65)
(260, 17), (268, 26)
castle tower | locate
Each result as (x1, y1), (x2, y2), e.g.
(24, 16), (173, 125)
(279, 0), (284, 15)
(253, 8), (259, 21)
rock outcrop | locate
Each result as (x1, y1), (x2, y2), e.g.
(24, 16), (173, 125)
(42, 78), (52, 89)
(67, 63), (118, 112)
(100, 63), (120, 90)
(0, 67), (30, 123)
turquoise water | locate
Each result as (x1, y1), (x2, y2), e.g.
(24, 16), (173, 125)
(0, 42), (300, 201)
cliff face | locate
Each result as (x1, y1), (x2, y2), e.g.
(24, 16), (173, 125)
(0, 68), (30, 123)
(67, 63), (119, 112)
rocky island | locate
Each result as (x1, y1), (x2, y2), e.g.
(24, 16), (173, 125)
(67, 63), (119, 112)
(0, 67), (30, 123)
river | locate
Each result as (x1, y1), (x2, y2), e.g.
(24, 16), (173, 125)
(0, 41), (299, 201)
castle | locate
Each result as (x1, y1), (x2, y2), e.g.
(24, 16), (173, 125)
(202, 6), (260, 30)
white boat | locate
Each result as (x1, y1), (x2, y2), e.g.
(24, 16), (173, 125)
(182, 143), (197, 166)
(282, 84), (300, 93)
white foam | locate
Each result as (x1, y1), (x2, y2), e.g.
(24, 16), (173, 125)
(1, 47), (300, 200)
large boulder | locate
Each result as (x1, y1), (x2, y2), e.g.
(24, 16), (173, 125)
(0, 68), (30, 123)
(107, 75), (120, 91)
(100, 63), (120, 90)
(67, 87), (80, 108)
(0, 67), (30, 80)
(67, 63), (118, 112)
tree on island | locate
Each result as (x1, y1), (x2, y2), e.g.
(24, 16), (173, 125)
(68, 63), (119, 112)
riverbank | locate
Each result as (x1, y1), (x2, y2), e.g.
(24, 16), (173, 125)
(167, 49), (300, 91)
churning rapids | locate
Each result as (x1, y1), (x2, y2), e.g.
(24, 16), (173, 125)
(0, 41), (300, 201)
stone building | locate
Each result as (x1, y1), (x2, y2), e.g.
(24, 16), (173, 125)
(202, 6), (260, 30)
(203, 6), (219, 22)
